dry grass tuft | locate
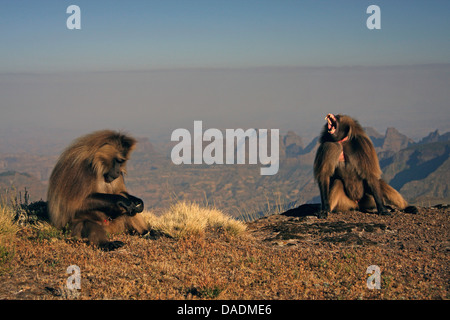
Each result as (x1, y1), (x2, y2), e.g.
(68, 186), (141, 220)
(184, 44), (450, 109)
(0, 205), (19, 276)
(0, 205), (19, 240)
(143, 201), (246, 239)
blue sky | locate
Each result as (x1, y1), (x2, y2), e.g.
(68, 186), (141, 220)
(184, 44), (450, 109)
(0, 1), (449, 144)
(1, 0), (449, 72)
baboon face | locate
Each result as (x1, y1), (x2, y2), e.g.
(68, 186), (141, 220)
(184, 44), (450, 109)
(324, 113), (348, 142)
(94, 143), (128, 183)
(104, 158), (125, 183)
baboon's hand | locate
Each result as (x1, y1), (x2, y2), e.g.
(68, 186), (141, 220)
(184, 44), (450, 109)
(376, 204), (391, 216)
(378, 209), (391, 216)
(131, 198), (144, 214)
(317, 210), (329, 219)
(117, 198), (135, 216)
(117, 197), (144, 216)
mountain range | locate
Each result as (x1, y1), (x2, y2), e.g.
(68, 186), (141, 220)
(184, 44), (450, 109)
(0, 127), (449, 217)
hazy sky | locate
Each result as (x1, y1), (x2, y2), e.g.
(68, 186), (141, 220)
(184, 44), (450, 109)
(0, 1), (449, 145)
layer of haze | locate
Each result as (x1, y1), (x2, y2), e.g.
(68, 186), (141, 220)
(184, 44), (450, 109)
(0, 1), (449, 149)
(1, 65), (449, 145)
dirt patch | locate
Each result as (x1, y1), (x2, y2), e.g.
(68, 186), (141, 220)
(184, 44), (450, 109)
(251, 217), (389, 246)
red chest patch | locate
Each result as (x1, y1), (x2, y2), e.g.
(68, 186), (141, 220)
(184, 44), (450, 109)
(338, 136), (349, 162)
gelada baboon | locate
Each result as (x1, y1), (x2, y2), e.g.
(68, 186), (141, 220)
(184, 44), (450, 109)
(47, 130), (147, 250)
(314, 113), (413, 218)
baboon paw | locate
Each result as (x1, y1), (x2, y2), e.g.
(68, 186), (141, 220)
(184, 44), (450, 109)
(118, 199), (144, 216)
(133, 200), (144, 213)
(117, 199), (134, 215)
(317, 210), (329, 219)
(403, 206), (418, 214)
(99, 240), (125, 251)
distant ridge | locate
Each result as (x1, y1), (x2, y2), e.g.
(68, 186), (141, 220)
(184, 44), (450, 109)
(1, 127), (449, 215)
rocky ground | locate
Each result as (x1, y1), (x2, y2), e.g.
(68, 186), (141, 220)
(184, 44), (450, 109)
(248, 204), (449, 252)
(247, 205), (449, 299)
(0, 205), (448, 300)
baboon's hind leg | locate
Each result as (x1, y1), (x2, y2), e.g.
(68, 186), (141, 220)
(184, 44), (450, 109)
(379, 179), (408, 209)
(72, 214), (124, 251)
(329, 180), (359, 212)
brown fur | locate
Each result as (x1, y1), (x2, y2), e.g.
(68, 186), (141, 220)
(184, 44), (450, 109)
(314, 114), (409, 218)
(47, 130), (147, 250)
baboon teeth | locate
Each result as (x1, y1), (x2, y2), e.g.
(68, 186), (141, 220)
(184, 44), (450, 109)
(325, 113), (337, 134)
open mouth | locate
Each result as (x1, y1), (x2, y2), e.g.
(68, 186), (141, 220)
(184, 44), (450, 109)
(325, 113), (337, 134)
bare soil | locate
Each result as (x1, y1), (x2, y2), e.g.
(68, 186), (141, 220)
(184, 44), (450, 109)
(0, 206), (448, 300)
